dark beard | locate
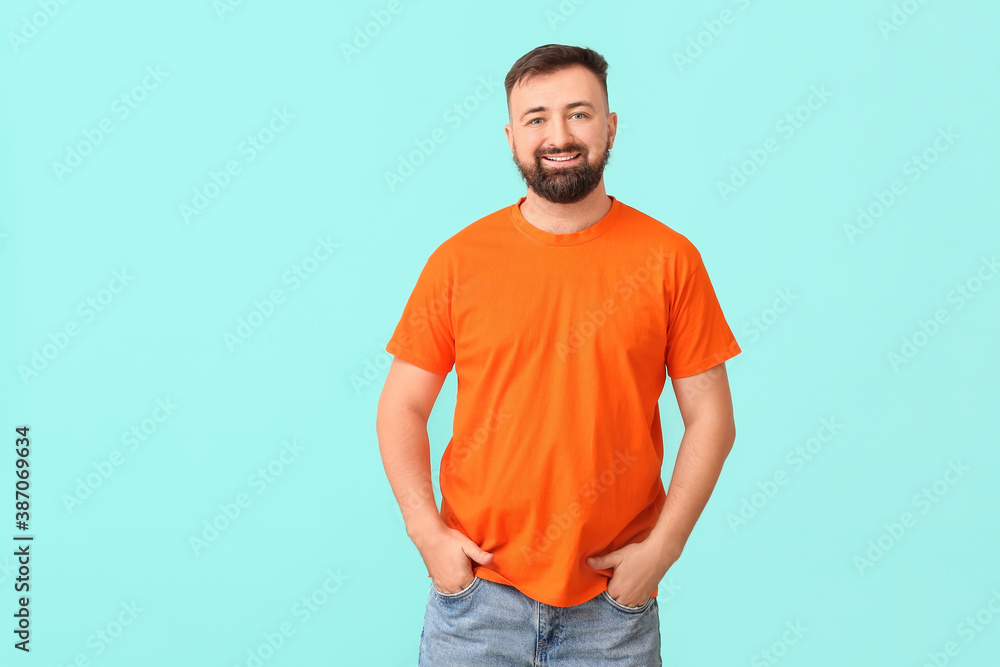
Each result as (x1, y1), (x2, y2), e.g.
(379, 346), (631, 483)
(512, 142), (611, 204)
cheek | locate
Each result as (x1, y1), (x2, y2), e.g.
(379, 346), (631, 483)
(522, 146), (543, 163)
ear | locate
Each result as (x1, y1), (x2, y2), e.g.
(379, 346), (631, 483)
(504, 124), (515, 155)
(606, 111), (618, 151)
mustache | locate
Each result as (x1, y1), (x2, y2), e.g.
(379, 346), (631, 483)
(537, 147), (587, 158)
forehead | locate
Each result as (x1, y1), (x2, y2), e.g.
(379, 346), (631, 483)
(509, 65), (602, 110)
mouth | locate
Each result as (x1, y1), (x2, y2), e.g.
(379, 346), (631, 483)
(541, 152), (582, 165)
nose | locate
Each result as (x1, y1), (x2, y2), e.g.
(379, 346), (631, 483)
(547, 116), (573, 152)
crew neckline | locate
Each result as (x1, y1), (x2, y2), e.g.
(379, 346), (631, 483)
(510, 195), (622, 247)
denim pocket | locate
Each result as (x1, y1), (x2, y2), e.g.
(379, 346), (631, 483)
(433, 576), (481, 600)
(600, 590), (655, 613)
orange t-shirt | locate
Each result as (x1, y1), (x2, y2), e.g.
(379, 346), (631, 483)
(386, 195), (741, 607)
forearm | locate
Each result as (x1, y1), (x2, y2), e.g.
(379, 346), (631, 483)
(375, 406), (446, 542)
(647, 416), (736, 553)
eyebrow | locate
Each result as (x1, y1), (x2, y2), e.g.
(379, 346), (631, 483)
(520, 101), (596, 120)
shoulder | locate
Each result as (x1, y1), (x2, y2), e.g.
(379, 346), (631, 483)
(425, 201), (513, 263)
(615, 200), (704, 269)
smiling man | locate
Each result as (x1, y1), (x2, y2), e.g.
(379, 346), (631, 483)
(377, 44), (742, 666)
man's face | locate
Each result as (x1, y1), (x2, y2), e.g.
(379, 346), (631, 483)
(505, 64), (617, 204)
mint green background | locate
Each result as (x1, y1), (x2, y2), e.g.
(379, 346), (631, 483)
(2, 1), (998, 665)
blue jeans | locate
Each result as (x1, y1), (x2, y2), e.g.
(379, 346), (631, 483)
(418, 576), (662, 666)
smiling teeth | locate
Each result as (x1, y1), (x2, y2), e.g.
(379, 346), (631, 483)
(545, 154), (579, 161)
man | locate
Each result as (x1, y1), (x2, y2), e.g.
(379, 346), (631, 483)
(376, 44), (741, 665)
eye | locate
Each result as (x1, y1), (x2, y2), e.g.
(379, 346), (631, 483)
(528, 118), (543, 125)
(571, 112), (587, 119)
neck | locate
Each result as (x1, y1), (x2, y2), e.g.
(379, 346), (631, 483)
(519, 185), (612, 235)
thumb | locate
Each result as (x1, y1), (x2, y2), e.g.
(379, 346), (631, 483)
(463, 539), (493, 564)
(586, 551), (617, 571)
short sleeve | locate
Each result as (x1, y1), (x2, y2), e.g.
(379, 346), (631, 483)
(385, 249), (457, 375)
(664, 253), (741, 379)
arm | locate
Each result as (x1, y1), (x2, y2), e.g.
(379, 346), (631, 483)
(375, 356), (449, 542)
(376, 356), (495, 592)
(586, 360), (736, 605)
(647, 360), (737, 559)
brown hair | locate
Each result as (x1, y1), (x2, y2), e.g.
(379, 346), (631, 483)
(505, 44), (609, 118)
